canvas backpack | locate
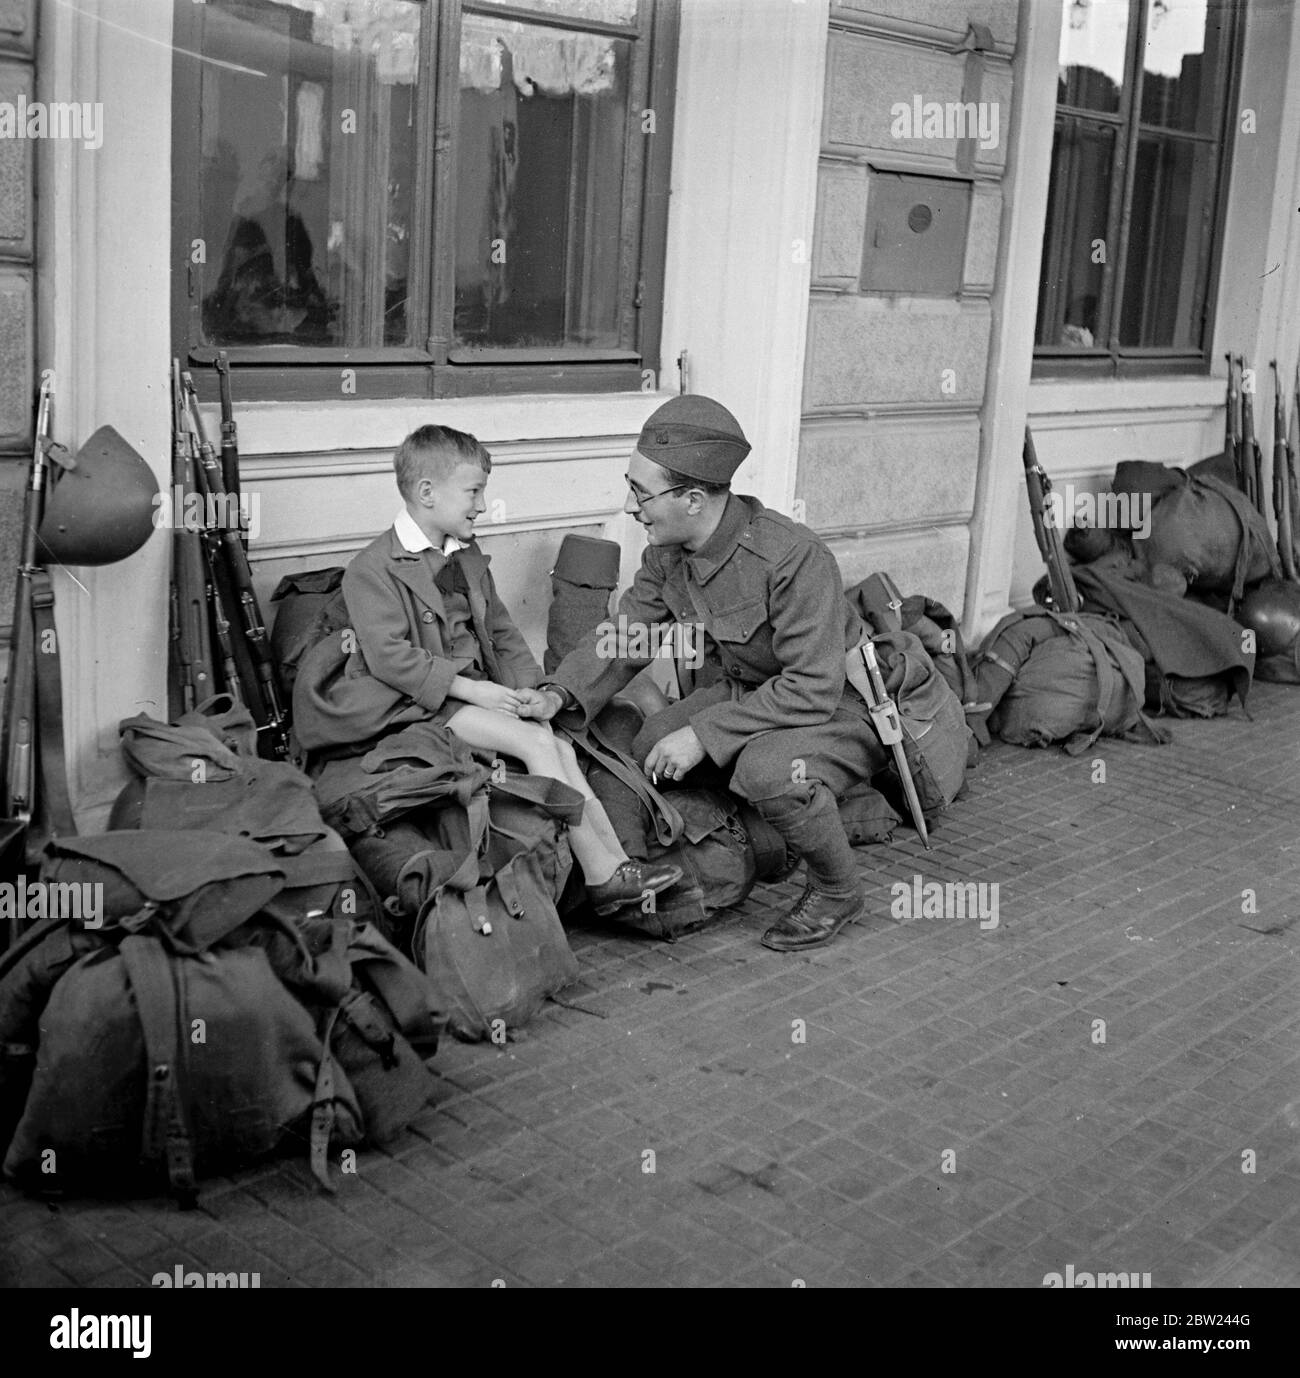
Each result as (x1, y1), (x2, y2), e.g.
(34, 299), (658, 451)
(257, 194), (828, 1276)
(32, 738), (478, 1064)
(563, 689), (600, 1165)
(408, 790), (580, 1042)
(978, 610), (1168, 753)
(0, 832), (365, 1206)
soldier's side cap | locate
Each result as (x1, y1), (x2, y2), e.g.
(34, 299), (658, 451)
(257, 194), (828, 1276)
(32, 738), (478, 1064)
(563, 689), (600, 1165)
(635, 394), (751, 484)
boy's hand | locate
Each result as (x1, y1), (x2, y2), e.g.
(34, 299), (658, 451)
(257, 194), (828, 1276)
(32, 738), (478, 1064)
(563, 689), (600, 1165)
(471, 682), (529, 716)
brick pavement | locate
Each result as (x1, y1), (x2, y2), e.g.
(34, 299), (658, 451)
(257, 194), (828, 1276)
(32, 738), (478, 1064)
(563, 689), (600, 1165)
(2, 684), (1298, 1288)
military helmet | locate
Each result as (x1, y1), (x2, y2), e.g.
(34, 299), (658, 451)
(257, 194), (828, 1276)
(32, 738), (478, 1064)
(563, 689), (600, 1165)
(1237, 579), (1300, 658)
(37, 425), (159, 567)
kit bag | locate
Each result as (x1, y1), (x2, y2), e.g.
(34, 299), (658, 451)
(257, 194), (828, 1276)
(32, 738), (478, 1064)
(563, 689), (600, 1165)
(410, 792), (579, 1042)
(0, 833), (365, 1205)
(1, 829), (439, 1203)
(1137, 472), (1280, 603)
(979, 610), (1167, 753)
(261, 910), (441, 1148)
(269, 567), (347, 698)
(119, 694), (258, 782)
(620, 787), (790, 941)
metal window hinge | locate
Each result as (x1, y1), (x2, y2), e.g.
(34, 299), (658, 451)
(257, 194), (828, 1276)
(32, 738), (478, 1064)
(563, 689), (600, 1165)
(634, 278), (645, 309)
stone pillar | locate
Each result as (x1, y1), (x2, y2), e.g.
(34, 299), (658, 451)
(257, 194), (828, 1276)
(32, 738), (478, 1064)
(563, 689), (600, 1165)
(799, 0), (1019, 618)
(39, 0), (174, 822)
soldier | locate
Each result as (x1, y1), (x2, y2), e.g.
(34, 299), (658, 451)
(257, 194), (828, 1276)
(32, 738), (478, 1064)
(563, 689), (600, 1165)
(533, 394), (886, 951)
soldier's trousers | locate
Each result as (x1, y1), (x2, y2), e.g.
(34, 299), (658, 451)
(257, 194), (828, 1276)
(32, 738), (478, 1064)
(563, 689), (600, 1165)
(597, 685), (890, 897)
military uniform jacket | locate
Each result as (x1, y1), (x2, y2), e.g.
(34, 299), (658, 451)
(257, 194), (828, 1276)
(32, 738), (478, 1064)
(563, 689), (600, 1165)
(552, 494), (867, 766)
(342, 527), (543, 716)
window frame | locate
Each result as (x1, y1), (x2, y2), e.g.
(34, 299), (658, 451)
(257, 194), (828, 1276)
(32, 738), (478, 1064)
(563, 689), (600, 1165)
(1032, 0), (1244, 381)
(171, 0), (678, 402)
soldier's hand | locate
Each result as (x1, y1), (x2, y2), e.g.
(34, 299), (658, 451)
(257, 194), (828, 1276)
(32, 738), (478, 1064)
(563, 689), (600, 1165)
(518, 687), (566, 721)
(643, 726), (706, 783)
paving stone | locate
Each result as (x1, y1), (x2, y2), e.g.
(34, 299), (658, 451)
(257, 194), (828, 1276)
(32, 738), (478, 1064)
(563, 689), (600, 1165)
(5, 688), (1300, 1286)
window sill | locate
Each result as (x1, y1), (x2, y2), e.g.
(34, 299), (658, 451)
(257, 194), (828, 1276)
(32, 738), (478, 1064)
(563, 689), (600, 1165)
(1028, 374), (1223, 419)
(216, 389), (676, 459)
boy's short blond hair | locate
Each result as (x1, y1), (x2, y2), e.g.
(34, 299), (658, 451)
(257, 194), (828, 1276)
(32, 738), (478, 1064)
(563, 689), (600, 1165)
(394, 425), (492, 500)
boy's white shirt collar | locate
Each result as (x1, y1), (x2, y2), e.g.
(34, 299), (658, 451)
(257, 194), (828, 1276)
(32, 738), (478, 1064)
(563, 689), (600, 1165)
(394, 508), (466, 557)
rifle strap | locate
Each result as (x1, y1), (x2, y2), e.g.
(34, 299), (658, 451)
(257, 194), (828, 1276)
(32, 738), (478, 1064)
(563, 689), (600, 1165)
(121, 933), (199, 1208)
(30, 571), (77, 850)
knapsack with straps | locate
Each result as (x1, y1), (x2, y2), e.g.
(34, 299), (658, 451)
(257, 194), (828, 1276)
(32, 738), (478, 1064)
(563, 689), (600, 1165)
(1, 828), (441, 1204)
(409, 789), (581, 1041)
(0, 832), (366, 1206)
(559, 709), (792, 939)
(977, 609), (1169, 754)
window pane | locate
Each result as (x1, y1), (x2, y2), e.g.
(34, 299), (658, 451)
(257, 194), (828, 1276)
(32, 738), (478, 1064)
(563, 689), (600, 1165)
(1118, 134), (1217, 347)
(1035, 118), (1116, 348)
(1058, 0), (1131, 114)
(1140, 0), (1231, 135)
(455, 14), (632, 350)
(197, 0), (422, 348)
(470, 0), (639, 26)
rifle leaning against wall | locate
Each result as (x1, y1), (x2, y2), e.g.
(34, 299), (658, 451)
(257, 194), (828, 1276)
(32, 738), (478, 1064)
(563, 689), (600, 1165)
(214, 350), (246, 552)
(1241, 355), (1266, 517)
(1022, 423), (1081, 614)
(1288, 363), (1300, 582)
(1270, 361), (1298, 583)
(2, 377), (78, 886)
(1224, 352), (1244, 493)
(179, 368), (290, 759)
(169, 361), (215, 716)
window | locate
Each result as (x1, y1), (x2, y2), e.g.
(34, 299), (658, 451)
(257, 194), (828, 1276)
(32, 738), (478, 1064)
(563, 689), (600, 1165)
(171, 0), (677, 400)
(1034, 0), (1242, 377)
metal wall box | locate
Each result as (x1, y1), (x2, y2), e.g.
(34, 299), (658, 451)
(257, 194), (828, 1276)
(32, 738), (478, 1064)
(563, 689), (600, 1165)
(860, 171), (972, 295)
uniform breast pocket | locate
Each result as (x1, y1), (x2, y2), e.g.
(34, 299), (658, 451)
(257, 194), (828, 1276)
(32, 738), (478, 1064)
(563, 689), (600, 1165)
(709, 598), (767, 645)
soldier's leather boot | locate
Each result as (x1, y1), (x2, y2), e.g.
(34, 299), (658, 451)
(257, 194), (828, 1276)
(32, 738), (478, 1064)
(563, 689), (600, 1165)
(750, 784), (865, 952)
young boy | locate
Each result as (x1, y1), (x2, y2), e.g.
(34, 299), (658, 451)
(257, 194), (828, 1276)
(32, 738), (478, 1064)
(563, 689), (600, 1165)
(341, 424), (680, 915)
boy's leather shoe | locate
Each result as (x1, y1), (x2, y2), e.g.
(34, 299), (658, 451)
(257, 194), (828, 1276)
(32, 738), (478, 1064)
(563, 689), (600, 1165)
(589, 859), (684, 916)
(760, 886), (864, 952)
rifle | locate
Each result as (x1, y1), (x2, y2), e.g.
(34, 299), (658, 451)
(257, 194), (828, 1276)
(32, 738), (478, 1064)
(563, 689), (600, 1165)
(2, 377), (54, 831)
(2, 376), (79, 887)
(1022, 424), (1081, 613)
(176, 389), (243, 701)
(1271, 361), (1298, 582)
(1241, 355), (1265, 516)
(169, 361), (214, 713)
(180, 371), (290, 758)
(214, 351), (246, 552)
(1290, 361), (1300, 580)
(1225, 352), (1244, 492)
